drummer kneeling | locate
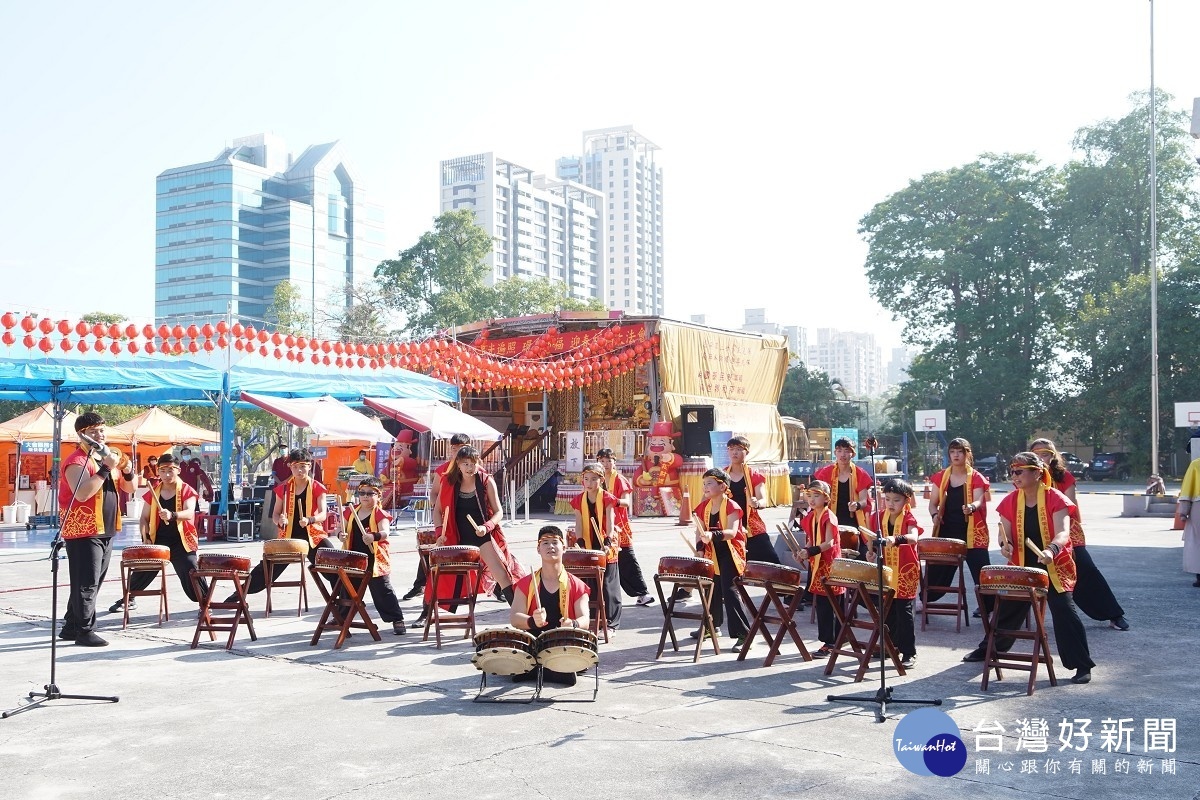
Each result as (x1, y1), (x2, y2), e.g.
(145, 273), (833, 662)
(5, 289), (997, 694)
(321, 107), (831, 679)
(509, 525), (592, 686)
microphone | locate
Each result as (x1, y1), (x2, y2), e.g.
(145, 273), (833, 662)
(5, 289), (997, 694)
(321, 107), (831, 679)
(79, 432), (110, 458)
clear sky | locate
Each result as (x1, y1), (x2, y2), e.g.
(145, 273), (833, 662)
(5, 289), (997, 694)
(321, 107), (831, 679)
(2, 1), (1196, 357)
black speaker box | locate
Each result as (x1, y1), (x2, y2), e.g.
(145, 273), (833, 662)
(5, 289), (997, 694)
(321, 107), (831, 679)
(680, 404), (715, 456)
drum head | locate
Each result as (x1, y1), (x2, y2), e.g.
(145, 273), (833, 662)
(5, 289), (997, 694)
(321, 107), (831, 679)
(472, 647), (537, 676)
(536, 646), (599, 673)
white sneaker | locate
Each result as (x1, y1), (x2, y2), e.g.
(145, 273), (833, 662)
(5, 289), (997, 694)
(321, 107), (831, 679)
(913, 600), (924, 613)
(636, 594), (655, 606)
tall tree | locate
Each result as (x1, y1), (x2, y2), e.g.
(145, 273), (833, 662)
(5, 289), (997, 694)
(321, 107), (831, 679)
(375, 210), (494, 338)
(266, 279), (311, 335)
(81, 312), (126, 326)
(491, 276), (606, 317)
(860, 153), (1064, 454)
(777, 364), (859, 429)
(323, 282), (396, 343)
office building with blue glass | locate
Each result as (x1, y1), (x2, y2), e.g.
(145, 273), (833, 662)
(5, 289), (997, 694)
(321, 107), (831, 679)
(155, 133), (385, 328)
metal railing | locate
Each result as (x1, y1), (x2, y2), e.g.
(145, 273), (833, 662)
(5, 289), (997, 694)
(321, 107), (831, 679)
(555, 428), (647, 463)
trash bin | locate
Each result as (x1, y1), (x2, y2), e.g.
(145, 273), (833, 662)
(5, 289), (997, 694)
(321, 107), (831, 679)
(11, 503), (30, 524)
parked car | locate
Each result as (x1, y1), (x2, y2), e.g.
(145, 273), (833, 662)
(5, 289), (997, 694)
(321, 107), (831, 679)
(1089, 452), (1131, 481)
(1061, 452), (1088, 480)
(974, 455), (1008, 483)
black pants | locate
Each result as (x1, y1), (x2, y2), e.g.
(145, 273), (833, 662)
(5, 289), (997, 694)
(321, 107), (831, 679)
(814, 593), (841, 647)
(1070, 546), (1125, 621)
(245, 537), (339, 594)
(618, 546), (649, 597)
(128, 545), (208, 603)
(886, 597), (916, 658)
(603, 559), (622, 628)
(926, 546), (992, 613)
(707, 554), (749, 639)
(979, 588), (1095, 672)
(63, 536), (114, 634)
(408, 559), (427, 593)
(364, 574), (405, 623)
(745, 532), (781, 565)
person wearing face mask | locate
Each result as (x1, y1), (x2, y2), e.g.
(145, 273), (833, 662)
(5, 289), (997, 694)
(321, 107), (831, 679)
(177, 447), (213, 501)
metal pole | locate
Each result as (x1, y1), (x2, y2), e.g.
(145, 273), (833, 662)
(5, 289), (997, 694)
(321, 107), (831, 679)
(1149, 0), (1161, 478)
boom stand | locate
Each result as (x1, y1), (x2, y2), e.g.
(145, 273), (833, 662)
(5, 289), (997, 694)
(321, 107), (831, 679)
(826, 436), (940, 722)
(3, 454), (120, 719)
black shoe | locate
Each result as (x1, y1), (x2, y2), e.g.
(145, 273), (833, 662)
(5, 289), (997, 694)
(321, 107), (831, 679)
(900, 654), (917, 669)
(109, 599), (136, 613)
(58, 627), (78, 641)
(814, 645), (833, 658)
(223, 593), (240, 604)
(671, 587), (693, 601)
(401, 587), (422, 601)
(1071, 669), (1092, 684)
(972, 609), (982, 619)
(689, 628), (714, 640)
(1193, 575), (1200, 587)
(75, 631), (109, 647)
(412, 614), (427, 627)
(1110, 616), (1130, 631)
(492, 585), (504, 602)
(392, 621), (407, 636)
(961, 647), (986, 663)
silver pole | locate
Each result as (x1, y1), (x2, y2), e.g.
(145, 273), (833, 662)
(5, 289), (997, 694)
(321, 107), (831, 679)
(1149, 0), (1160, 477)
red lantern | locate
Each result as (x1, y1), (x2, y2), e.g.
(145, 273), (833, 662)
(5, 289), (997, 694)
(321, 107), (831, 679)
(309, 337), (320, 351)
(107, 341), (119, 356)
(21, 316), (35, 333)
(231, 322), (244, 337)
(0, 312), (14, 329)
(356, 357), (366, 368)
(321, 340), (332, 354)
(234, 339), (244, 351)
(22, 334), (35, 348)
(172, 325), (185, 339)
(244, 325), (257, 340)
(310, 353), (320, 364)
(286, 351), (295, 361)
(216, 320), (229, 335)
(55, 319), (69, 335)
(217, 335), (228, 348)
(355, 343), (367, 357)
(157, 324), (171, 339)
(37, 336), (52, 352)
(198, 323), (213, 338)
(107, 323), (121, 339)
(145, 342), (156, 354)
(366, 344), (378, 358)
(322, 355), (331, 366)
(273, 348), (283, 359)
(292, 335), (303, 349)
(74, 320), (88, 337)
(127, 341), (139, 354)
(257, 330), (269, 344)
(76, 339), (89, 353)
(37, 318), (53, 335)
(140, 324), (152, 339)
(335, 357), (344, 368)
(123, 323), (136, 339)
(1, 331), (13, 346)
(333, 341), (345, 355)
(188, 341), (199, 353)
(258, 345), (268, 357)
(387, 343), (398, 356)
(203, 340), (214, 352)
(59, 337), (72, 351)
(270, 332), (282, 346)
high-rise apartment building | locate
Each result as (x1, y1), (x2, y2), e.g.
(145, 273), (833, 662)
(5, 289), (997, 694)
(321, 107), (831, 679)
(887, 347), (913, 386)
(438, 153), (604, 304)
(558, 126), (664, 314)
(155, 133), (384, 328)
(741, 308), (805, 365)
(808, 328), (884, 397)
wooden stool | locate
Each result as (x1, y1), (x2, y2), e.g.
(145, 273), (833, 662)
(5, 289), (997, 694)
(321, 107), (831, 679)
(262, 538), (310, 617)
(423, 545), (483, 649)
(734, 560), (811, 666)
(563, 548), (610, 644)
(976, 565), (1056, 696)
(821, 558), (905, 682)
(653, 556), (719, 662)
(309, 549), (381, 649)
(119, 544), (172, 629)
(191, 554), (256, 651)
(918, 537), (970, 631)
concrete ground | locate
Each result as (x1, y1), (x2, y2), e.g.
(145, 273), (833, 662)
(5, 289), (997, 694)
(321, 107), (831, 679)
(0, 492), (1196, 799)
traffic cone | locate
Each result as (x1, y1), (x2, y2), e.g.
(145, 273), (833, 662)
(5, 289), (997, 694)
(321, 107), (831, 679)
(922, 482), (932, 500)
(676, 489), (691, 526)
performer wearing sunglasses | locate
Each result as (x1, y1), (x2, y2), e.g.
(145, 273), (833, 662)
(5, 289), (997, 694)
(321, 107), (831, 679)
(342, 478), (407, 635)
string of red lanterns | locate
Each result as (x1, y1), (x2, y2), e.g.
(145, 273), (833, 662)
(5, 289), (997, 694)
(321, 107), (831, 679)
(0, 312), (661, 393)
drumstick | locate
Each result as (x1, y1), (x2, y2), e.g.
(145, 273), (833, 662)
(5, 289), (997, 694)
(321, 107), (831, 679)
(678, 530), (698, 556)
(1025, 537), (1051, 561)
(442, 508), (449, 538)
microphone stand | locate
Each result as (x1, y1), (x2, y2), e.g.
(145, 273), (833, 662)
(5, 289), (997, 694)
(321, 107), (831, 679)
(3, 445), (120, 719)
(826, 435), (940, 723)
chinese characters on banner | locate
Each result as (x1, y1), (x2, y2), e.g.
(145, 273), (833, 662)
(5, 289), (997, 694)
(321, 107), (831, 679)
(475, 324), (649, 358)
(564, 431), (584, 472)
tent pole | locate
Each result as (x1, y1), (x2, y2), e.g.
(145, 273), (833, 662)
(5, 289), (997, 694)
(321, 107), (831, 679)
(217, 371), (234, 517)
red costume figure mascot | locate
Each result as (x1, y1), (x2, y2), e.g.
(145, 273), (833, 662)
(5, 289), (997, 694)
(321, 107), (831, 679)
(634, 421), (683, 517)
(382, 430), (421, 510)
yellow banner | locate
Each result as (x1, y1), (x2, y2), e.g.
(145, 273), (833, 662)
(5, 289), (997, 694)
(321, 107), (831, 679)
(657, 321), (789, 462)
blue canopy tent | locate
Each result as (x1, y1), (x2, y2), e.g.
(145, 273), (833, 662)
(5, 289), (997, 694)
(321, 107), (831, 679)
(0, 348), (457, 518)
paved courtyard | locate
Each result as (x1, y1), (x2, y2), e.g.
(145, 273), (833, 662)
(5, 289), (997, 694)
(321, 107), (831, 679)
(1, 492), (1195, 799)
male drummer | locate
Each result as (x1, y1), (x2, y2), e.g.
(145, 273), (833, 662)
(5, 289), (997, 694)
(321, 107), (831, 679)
(229, 448), (338, 601)
(342, 477), (407, 635)
(509, 525), (591, 686)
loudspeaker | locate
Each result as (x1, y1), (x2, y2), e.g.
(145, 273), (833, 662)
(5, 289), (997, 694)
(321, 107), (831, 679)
(680, 404), (715, 456)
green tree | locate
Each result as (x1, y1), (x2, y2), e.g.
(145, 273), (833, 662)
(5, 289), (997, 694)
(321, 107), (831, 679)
(324, 283), (396, 343)
(375, 210), (495, 338)
(777, 364), (858, 428)
(490, 276), (606, 317)
(81, 312), (127, 326)
(266, 279), (311, 335)
(860, 153), (1064, 454)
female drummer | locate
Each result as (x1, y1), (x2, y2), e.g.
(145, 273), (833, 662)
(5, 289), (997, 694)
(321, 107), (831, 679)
(873, 479), (922, 669)
(342, 477), (407, 635)
(1030, 438), (1129, 631)
(799, 480), (843, 657)
(961, 452), (1095, 685)
(925, 437), (991, 617)
(597, 448), (654, 607)
(510, 525), (591, 686)
(571, 462), (622, 632)
(726, 435), (781, 565)
(691, 468), (751, 650)
(435, 445), (514, 604)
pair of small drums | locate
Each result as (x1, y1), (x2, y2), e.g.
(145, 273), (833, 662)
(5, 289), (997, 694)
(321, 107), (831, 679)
(472, 627), (599, 676)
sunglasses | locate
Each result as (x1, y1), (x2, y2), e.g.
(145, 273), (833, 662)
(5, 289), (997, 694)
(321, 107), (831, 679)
(356, 490), (380, 497)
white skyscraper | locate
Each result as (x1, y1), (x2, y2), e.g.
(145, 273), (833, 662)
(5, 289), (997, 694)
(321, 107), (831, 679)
(808, 328), (884, 396)
(558, 126), (664, 314)
(439, 152), (605, 304)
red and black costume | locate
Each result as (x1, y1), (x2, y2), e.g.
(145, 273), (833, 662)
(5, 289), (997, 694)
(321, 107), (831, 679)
(59, 447), (127, 637)
(877, 507), (923, 660)
(342, 504), (405, 625)
(243, 477), (338, 594)
(570, 488), (623, 629)
(131, 480), (208, 602)
(800, 506), (843, 647)
(693, 495), (750, 640)
(927, 466), (992, 614)
(604, 466), (650, 599)
(728, 464), (781, 566)
(1051, 470), (1125, 624)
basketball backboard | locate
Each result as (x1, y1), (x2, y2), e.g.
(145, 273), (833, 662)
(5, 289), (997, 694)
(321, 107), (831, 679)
(914, 409), (947, 432)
